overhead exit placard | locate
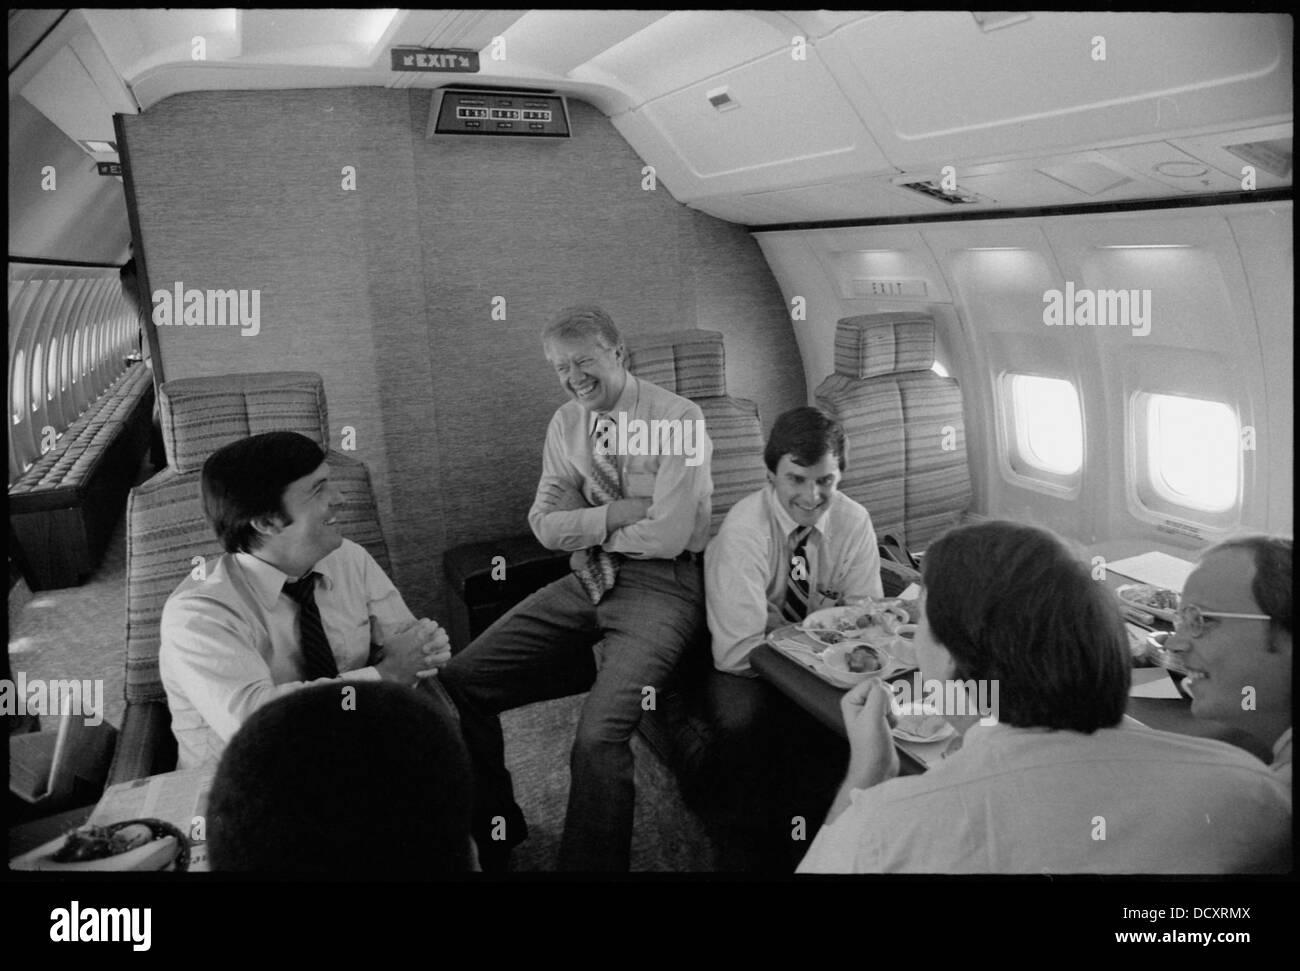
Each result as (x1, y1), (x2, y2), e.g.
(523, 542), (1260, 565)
(391, 48), (479, 73)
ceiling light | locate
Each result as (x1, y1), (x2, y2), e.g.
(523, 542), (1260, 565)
(80, 140), (118, 153)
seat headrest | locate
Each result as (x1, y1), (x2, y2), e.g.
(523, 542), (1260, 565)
(158, 372), (330, 473)
(626, 329), (727, 398)
(834, 313), (936, 378)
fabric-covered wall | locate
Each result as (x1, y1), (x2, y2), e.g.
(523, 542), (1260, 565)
(123, 88), (803, 618)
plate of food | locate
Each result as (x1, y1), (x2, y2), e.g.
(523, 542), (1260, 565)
(1115, 583), (1180, 622)
(802, 599), (913, 649)
(9, 818), (191, 872)
(891, 703), (956, 744)
(820, 642), (892, 687)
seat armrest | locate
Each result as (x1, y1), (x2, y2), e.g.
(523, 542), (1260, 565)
(880, 559), (922, 598)
(106, 701), (178, 786)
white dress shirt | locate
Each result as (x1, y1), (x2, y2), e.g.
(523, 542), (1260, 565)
(706, 486), (882, 674)
(797, 721), (1293, 874)
(160, 538), (415, 769)
(528, 374), (713, 558)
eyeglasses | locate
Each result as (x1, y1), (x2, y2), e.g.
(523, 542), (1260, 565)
(1172, 603), (1272, 639)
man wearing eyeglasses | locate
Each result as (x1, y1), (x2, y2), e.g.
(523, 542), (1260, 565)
(1168, 535), (1291, 790)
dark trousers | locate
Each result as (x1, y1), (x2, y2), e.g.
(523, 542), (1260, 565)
(439, 558), (704, 872)
(705, 670), (844, 872)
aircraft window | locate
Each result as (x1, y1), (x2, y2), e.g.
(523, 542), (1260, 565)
(931, 361), (950, 378)
(1010, 374), (1082, 476)
(47, 337), (58, 400)
(71, 331), (80, 382)
(60, 339), (69, 392)
(12, 348), (26, 423)
(31, 344), (44, 412)
(1143, 394), (1238, 513)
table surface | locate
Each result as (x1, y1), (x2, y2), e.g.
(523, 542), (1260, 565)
(751, 542), (1273, 766)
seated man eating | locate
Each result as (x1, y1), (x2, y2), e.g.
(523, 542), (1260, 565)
(704, 406), (882, 869)
(797, 520), (1292, 873)
(160, 431), (453, 769)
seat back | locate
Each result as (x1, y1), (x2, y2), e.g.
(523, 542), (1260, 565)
(814, 313), (972, 551)
(625, 329), (765, 537)
(108, 372), (391, 784)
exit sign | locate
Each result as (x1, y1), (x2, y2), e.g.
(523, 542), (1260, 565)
(391, 48), (479, 72)
(97, 162), (122, 176)
(854, 278), (929, 298)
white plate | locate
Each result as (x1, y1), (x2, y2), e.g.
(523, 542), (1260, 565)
(890, 702), (957, 744)
(820, 642), (891, 686)
(1116, 583), (1179, 622)
(802, 601), (911, 648)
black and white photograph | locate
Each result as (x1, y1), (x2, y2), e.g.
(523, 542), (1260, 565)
(5, 6), (1293, 945)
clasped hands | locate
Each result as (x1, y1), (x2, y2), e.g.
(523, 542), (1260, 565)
(375, 617), (451, 686)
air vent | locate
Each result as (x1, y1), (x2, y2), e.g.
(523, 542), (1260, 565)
(1224, 138), (1292, 179)
(706, 86), (740, 113)
(896, 180), (990, 205)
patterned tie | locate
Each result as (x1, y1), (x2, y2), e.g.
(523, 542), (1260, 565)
(283, 573), (340, 680)
(573, 413), (623, 605)
(781, 526), (813, 623)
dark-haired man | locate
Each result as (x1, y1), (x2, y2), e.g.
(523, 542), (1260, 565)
(1170, 535), (1292, 790)
(439, 305), (712, 872)
(160, 431), (452, 769)
(702, 406), (882, 868)
(209, 681), (476, 875)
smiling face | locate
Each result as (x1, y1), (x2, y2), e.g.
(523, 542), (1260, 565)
(545, 334), (628, 413)
(769, 452), (840, 528)
(1170, 548), (1290, 735)
(254, 461), (344, 578)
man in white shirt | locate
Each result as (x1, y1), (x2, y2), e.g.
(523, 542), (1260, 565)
(160, 431), (452, 770)
(797, 521), (1291, 874)
(704, 406), (882, 869)
(1169, 535), (1292, 791)
(438, 305), (713, 872)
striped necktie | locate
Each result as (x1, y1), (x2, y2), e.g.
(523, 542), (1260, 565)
(283, 572), (340, 680)
(781, 526), (813, 623)
(573, 413), (623, 605)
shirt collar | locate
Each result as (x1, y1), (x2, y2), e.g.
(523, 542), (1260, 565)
(234, 549), (336, 610)
(767, 483), (830, 540)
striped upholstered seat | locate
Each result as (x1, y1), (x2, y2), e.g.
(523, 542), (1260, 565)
(108, 372), (390, 784)
(815, 313), (972, 551)
(625, 329), (766, 535)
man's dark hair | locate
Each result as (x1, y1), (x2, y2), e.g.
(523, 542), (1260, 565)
(1201, 535), (1293, 647)
(208, 681), (476, 876)
(201, 431), (327, 554)
(921, 520), (1130, 732)
(764, 406), (848, 474)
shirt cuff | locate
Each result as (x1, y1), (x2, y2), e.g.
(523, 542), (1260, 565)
(341, 666), (383, 683)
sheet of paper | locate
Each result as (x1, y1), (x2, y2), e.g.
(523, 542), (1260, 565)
(1129, 669), (1183, 699)
(1106, 551), (1195, 591)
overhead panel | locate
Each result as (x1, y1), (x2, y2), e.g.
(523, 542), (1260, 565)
(496, 9), (669, 78)
(634, 47), (892, 197)
(822, 11), (1293, 170)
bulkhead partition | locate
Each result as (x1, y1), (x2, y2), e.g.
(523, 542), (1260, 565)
(8, 262), (141, 485)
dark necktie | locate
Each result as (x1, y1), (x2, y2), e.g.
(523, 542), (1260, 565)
(283, 572), (339, 680)
(573, 413), (623, 605)
(781, 526), (813, 623)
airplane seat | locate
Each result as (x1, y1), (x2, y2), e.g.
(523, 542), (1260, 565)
(107, 371), (391, 785)
(8, 363), (156, 591)
(815, 313), (972, 593)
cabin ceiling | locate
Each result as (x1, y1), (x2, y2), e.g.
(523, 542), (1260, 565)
(9, 8), (1294, 262)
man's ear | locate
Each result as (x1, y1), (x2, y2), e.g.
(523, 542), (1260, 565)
(249, 513), (284, 539)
